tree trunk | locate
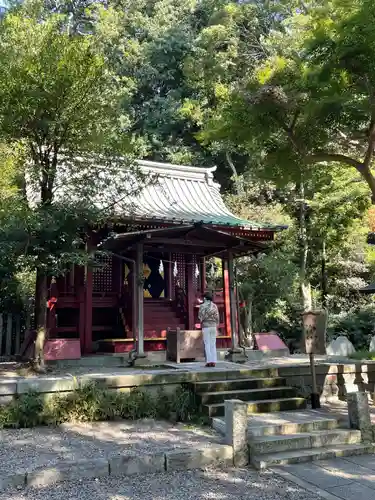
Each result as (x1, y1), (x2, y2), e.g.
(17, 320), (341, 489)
(298, 183), (312, 311)
(226, 152), (244, 196)
(34, 268), (48, 371)
(238, 295), (255, 348)
(321, 238), (328, 309)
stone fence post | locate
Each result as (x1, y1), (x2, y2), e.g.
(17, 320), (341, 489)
(224, 399), (248, 466)
(347, 392), (373, 443)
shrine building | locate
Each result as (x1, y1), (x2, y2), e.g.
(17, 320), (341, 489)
(45, 160), (279, 360)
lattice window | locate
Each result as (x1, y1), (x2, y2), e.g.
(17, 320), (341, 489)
(172, 252), (185, 292)
(93, 253), (113, 293)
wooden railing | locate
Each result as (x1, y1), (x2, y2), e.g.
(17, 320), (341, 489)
(0, 313), (24, 358)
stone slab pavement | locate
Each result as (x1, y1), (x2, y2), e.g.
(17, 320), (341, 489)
(274, 455), (375, 500)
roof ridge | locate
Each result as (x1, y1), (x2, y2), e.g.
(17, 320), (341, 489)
(136, 159), (217, 177)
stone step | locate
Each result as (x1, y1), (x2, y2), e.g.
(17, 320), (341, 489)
(205, 397), (307, 418)
(194, 377), (286, 393)
(188, 369), (280, 383)
(199, 387), (297, 406)
(250, 429), (362, 455)
(211, 414), (339, 438)
(246, 410), (340, 437)
(251, 443), (375, 470)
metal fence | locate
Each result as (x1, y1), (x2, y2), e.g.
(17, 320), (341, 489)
(0, 313), (24, 358)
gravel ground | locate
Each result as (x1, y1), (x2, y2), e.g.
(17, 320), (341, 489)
(0, 420), (222, 475)
(0, 468), (318, 500)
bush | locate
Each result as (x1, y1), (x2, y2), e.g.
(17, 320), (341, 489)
(349, 350), (375, 361)
(0, 383), (204, 429)
(327, 305), (375, 350)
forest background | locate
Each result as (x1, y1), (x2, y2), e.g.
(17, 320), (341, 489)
(1, 0), (375, 355)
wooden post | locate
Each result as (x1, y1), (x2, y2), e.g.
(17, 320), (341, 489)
(186, 254), (195, 329)
(228, 252), (239, 351)
(309, 352), (320, 409)
(200, 257), (206, 293)
(84, 264), (93, 354)
(5, 313), (12, 356)
(167, 254), (173, 299)
(0, 314), (3, 356)
(79, 285), (85, 352)
(15, 314), (21, 355)
(222, 258), (232, 337)
(131, 261), (137, 342)
(48, 277), (58, 337)
(136, 242), (145, 356)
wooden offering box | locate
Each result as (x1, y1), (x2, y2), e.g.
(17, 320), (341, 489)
(166, 328), (204, 363)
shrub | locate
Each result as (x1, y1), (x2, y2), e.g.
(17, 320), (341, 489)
(170, 385), (202, 423)
(327, 305), (375, 350)
(0, 383), (204, 429)
(348, 350), (375, 361)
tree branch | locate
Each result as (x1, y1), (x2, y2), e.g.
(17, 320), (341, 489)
(289, 110), (300, 132)
(306, 153), (363, 171)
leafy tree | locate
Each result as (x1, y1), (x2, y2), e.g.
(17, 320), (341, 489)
(0, 3), (144, 369)
(200, 0), (375, 200)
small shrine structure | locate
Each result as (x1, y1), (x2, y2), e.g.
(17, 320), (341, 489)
(45, 160), (279, 360)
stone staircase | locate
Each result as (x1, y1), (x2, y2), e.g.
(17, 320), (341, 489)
(192, 373), (375, 469)
(212, 409), (375, 469)
(192, 375), (306, 418)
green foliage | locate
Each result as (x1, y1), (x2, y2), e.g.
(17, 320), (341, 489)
(170, 385), (203, 423)
(0, 383), (205, 429)
(349, 351), (375, 361)
(327, 304), (375, 351)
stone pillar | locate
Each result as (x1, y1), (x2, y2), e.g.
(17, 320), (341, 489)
(225, 399), (248, 466)
(347, 391), (373, 443)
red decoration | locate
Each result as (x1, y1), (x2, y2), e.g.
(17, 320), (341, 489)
(47, 297), (57, 310)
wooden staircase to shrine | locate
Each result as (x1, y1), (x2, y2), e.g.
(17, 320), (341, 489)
(98, 299), (185, 353)
(143, 299), (185, 337)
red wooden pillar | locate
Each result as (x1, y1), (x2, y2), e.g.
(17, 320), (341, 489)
(222, 258), (232, 337)
(228, 252), (239, 350)
(135, 242), (145, 356)
(79, 283), (85, 352)
(167, 253), (173, 299)
(200, 257), (206, 293)
(186, 255), (195, 329)
(47, 277), (58, 338)
(82, 239), (94, 355)
(83, 264), (93, 354)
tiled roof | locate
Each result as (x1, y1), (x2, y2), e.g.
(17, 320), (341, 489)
(131, 160), (274, 230)
(26, 157), (277, 230)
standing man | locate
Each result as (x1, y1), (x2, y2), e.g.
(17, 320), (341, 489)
(198, 292), (219, 367)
